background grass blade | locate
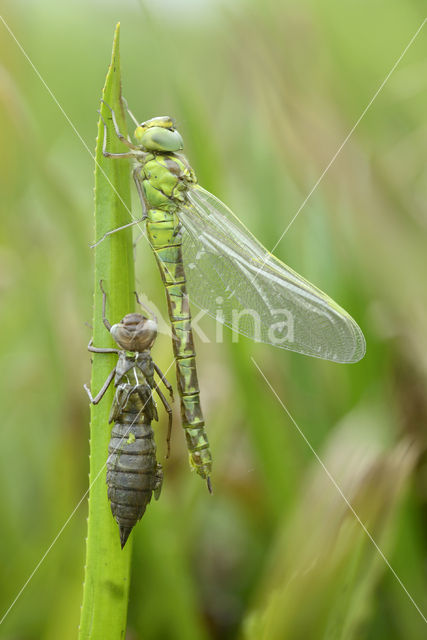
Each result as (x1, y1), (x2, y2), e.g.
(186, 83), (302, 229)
(242, 415), (418, 640)
(79, 23), (135, 640)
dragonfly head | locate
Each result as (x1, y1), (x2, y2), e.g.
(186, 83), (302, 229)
(134, 116), (184, 152)
(111, 313), (157, 352)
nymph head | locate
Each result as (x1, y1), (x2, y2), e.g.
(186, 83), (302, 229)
(110, 313), (157, 352)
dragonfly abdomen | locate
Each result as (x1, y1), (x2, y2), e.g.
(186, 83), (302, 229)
(107, 392), (162, 548)
(147, 209), (212, 484)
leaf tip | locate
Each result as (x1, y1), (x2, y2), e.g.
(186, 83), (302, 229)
(112, 22), (121, 56)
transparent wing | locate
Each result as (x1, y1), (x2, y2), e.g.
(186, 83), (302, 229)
(177, 185), (365, 363)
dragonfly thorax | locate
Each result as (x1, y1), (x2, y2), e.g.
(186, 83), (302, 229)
(110, 313), (157, 352)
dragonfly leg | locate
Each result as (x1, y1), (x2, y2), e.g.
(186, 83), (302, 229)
(98, 110), (138, 159)
(101, 99), (140, 150)
(122, 96), (139, 127)
(98, 280), (113, 332)
(84, 366), (116, 404)
(87, 339), (119, 355)
(134, 290), (157, 322)
(153, 362), (174, 400)
(130, 166), (148, 255)
(153, 384), (173, 458)
(90, 217), (146, 249)
(132, 166), (148, 217)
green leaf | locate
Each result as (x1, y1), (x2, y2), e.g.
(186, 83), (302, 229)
(79, 23), (135, 640)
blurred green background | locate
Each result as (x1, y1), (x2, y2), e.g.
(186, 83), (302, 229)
(0, 1), (426, 638)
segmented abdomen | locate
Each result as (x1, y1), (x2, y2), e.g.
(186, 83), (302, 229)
(107, 404), (162, 548)
(147, 209), (212, 482)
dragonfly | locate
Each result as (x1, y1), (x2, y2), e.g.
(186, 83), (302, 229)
(96, 102), (366, 489)
(85, 281), (173, 548)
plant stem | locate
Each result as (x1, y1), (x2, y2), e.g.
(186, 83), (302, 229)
(79, 23), (135, 640)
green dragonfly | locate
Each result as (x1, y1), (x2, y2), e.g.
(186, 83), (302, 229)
(97, 103), (366, 489)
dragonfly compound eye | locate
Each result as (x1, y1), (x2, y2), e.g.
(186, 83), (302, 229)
(135, 126), (184, 152)
(111, 314), (157, 352)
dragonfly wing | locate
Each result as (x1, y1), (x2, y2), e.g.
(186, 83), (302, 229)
(178, 185), (365, 363)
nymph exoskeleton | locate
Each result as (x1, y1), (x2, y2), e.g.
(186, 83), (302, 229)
(85, 281), (173, 548)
